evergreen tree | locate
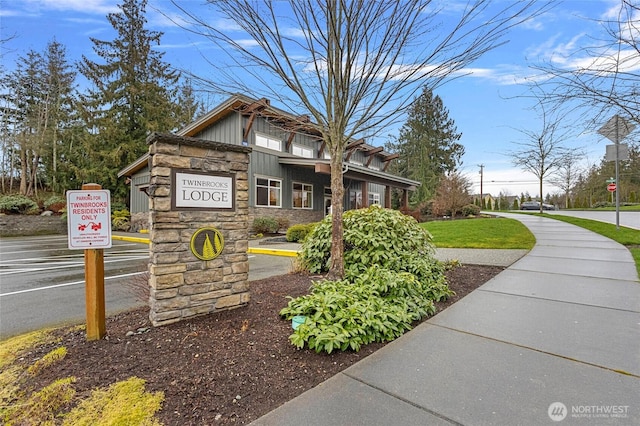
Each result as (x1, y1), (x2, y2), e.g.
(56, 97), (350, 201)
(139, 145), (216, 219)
(386, 87), (463, 204)
(1, 40), (78, 195)
(6, 50), (45, 196)
(40, 40), (77, 193)
(78, 0), (181, 200)
(176, 79), (203, 130)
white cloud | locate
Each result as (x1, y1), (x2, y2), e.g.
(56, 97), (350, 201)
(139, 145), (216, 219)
(22, 0), (117, 15)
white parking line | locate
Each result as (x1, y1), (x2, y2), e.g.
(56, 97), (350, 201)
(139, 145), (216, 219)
(0, 271), (148, 297)
(0, 255), (148, 276)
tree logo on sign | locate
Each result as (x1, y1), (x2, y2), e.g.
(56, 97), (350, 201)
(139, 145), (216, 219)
(190, 228), (224, 261)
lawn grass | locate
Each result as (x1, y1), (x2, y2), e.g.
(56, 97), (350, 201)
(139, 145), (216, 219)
(421, 217), (535, 249)
(537, 213), (640, 277)
(570, 205), (640, 211)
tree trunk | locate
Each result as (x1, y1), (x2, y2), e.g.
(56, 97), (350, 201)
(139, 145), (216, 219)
(328, 148), (345, 279)
(539, 177), (543, 214)
(20, 146), (28, 195)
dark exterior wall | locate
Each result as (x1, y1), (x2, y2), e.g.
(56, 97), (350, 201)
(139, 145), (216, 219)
(130, 170), (150, 213)
(126, 104), (406, 228)
(194, 112), (243, 146)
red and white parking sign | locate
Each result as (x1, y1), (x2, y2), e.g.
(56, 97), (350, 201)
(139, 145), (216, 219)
(66, 189), (112, 249)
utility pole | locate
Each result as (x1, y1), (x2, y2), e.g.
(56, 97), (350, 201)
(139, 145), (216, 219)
(478, 164), (484, 208)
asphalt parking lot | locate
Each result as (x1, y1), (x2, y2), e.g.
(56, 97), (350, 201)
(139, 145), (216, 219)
(0, 234), (295, 339)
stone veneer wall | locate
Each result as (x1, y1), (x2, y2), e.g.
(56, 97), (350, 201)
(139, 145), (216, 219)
(249, 207), (323, 231)
(0, 215), (67, 237)
(147, 133), (252, 327)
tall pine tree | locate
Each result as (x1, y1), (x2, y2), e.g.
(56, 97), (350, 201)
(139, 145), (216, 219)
(40, 40), (77, 193)
(386, 87), (463, 204)
(7, 50), (45, 196)
(78, 0), (180, 200)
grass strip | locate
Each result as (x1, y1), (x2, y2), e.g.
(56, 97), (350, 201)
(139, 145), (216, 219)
(421, 217), (535, 249)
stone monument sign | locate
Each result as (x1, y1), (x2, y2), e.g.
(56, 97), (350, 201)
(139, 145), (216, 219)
(146, 132), (251, 326)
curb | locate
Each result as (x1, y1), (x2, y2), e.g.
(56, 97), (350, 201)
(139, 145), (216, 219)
(111, 235), (151, 244)
(247, 247), (299, 257)
(112, 235), (300, 257)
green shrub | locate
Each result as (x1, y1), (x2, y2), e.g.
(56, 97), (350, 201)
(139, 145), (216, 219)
(44, 195), (66, 213)
(301, 205), (439, 277)
(592, 201), (614, 208)
(253, 216), (279, 234)
(0, 195), (39, 214)
(286, 223), (317, 242)
(281, 205), (451, 353)
(111, 209), (131, 231)
(461, 204), (481, 216)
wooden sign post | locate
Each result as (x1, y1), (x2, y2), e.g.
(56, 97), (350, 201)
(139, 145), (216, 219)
(66, 183), (111, 340)
(84, 240), (106, 340)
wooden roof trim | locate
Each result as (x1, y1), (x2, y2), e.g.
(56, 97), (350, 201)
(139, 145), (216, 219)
(382, 153), (399, 171)
(317, 140), (327, 158)
(286, 132), (296, 150)
(364, 146), (384, 156)
(383, 153), (399, 162)
(346, 138), (365, 151)
(243, 97), (270, 114)
(364, 147), (383, 167)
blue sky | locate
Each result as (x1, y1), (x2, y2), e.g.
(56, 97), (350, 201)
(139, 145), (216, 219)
(1, 0), (633, 198)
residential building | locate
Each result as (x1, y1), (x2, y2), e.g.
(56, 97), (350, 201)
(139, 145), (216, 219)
(119, 94), (420, 229)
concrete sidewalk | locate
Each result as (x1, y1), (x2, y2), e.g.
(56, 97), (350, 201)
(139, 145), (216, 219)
(252, 213), (640, 425)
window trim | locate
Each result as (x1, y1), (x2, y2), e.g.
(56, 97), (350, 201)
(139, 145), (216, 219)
(255, 133), (282, 151)
(255, 175), (282, 208)
(292, 181), (313, 209)
(292, 144), (314, 158)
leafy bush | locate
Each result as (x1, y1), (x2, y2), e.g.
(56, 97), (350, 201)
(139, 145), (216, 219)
(281, 205), (451, 353)
(461, 204), (481, 216)
(0, 195), (39, 214)
(592, 201), (614, 208)
(111, 209), (131, 231)
(285, 223), (317, 242)
(301, 205), (439, 276)
(281, 266), (438, 353)
(252, 216), (279, 234)
(44, 195), (66, 213)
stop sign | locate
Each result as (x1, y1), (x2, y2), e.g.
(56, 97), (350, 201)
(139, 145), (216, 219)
(607, 183), (617, 192)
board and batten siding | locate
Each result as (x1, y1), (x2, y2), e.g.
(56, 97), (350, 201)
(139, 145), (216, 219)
(130, 170), (150, 213)
(193, 112), (243, 145)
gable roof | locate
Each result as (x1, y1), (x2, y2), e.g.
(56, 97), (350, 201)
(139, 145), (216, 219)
(120, 94), (419, 189)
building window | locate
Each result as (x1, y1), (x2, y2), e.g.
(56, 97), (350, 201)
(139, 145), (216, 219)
(255, 133), (281, 151)
(368, 193), (381, 205)
(349, 190), (362, 209)
(293, 182), (313, 209)
(256, 177), (281, 207)
(292, 144), (314, 158)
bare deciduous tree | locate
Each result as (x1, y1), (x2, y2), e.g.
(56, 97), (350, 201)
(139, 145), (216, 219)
(549, 150), (585, 208)
(171, 0), (548, 278)
(432, 172), (471, 218)
(509, 106), (571, 213)
(531, 0), (640, 127)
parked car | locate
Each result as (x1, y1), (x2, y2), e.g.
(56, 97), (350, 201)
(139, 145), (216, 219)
(520, 201), (540, 210)
(520, 201), (556, 211)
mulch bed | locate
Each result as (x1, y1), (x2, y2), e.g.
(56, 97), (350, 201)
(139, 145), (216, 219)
(20, 264), (503, 425)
